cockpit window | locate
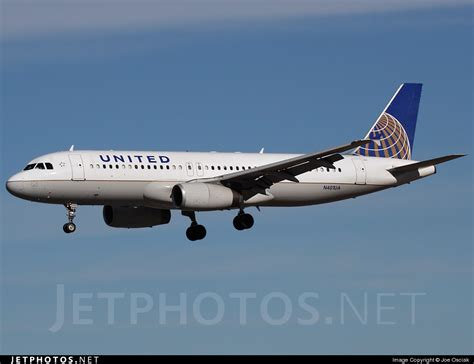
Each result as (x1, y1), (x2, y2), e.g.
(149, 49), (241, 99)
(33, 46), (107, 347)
(23, 162), (53, 171)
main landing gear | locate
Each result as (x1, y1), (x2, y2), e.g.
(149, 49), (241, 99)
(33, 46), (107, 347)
(182, 209), (256, 241)
(182, 211), (207, 241)
(63, 203), (77, 234)
(233, 210), (254, 231)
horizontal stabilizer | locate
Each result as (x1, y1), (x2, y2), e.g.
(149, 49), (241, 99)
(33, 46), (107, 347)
(387, 154), (466, 174)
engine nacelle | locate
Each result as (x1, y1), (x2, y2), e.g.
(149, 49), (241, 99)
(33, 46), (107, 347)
(172, 183), (240, 210)
(103, 206), (171, 228)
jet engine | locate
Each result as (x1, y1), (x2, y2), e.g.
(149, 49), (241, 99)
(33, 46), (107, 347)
(172, 183), (240, 210)
(103, 206), (171, 228)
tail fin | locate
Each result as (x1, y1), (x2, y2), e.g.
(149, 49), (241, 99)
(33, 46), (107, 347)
(354, 83), (422, 160)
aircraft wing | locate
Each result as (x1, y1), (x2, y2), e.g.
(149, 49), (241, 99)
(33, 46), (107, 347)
(194, 140), (370, 195)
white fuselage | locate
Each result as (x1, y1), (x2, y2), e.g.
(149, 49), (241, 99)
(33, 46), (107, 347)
(6, 150), (431, 210)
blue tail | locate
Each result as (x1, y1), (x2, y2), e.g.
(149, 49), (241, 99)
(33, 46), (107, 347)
(354, 83), (422, 160)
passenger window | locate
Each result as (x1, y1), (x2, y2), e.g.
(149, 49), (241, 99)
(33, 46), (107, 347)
(338, 168), (342, 172)
(103, 165), (107, 169)
(217, 166), (221, 170)
(35, 163), (45, 170)
(116, 165), (119, 169)
(166, 165), (170, 170)
(160, 165), (164, 170)
(230, 166), (233, 171)
(96, 164), (100, 169)
(224, 166), (227, 170)
(188, 165), (192, 170)
(90, 164), (94, 168)
(211, 166), (215, 170)
(135, 165), (138, 169)
(147, 165), (151, 169)
(141, 165), (145, 169)
(45, 163), (54, 170)
(109, 165), (113, 169)
(179, 165), (183, 170)
(153, 165), (157, 170)
(197, 165), (202, 170)
(236, 166), (239, 171)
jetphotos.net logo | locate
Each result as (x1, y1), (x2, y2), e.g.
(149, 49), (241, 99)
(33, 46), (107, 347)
(9, 357), (99, 364)
(49, 284), (426, 332)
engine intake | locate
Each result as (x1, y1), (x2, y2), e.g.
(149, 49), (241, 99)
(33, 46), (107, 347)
(172, 183), (240, 210)
(103, 206), (171, 228)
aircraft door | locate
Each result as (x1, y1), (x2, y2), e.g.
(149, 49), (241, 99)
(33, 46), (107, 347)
(69, 154), (86, 181)
(352, 158), (366, 185)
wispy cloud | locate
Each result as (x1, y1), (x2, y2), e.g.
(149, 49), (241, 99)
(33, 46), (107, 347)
(2, 0), (470, 41)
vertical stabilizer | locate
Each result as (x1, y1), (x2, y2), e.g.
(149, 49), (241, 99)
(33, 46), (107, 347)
(354, 83), (422, 159)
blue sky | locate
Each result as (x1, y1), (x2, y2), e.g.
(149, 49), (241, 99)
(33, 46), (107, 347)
(1, 0), (472, 354)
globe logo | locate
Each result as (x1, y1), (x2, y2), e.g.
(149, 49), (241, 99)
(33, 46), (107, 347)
(355, 113), (411, 160)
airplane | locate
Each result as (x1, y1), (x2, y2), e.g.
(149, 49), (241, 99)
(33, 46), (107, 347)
(5, 83), (465, 241)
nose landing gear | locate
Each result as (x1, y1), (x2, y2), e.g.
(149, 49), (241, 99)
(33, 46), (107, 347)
(63, 203), (77, 234)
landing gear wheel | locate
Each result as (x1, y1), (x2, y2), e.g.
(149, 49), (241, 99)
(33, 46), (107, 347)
(186, 225), (197, 241)
(241, 213), (254, 229)
(233, 217), (245, 231)
(63, 222), (76, 234)
(186, 224), (207, 241)
(233, 213), (254, 231)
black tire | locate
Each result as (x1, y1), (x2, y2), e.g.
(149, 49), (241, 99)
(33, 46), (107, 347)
(186, 226), (197, 241)
(233, 216), (245, 230)
(241, 214), (254, 229)
(63, 222), (76, 234)
(195, 224), (207, 240)
(186, 224), (206, 241)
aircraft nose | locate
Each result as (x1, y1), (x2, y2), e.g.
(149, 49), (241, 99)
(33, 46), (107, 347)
(6, 177), (25, 197)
